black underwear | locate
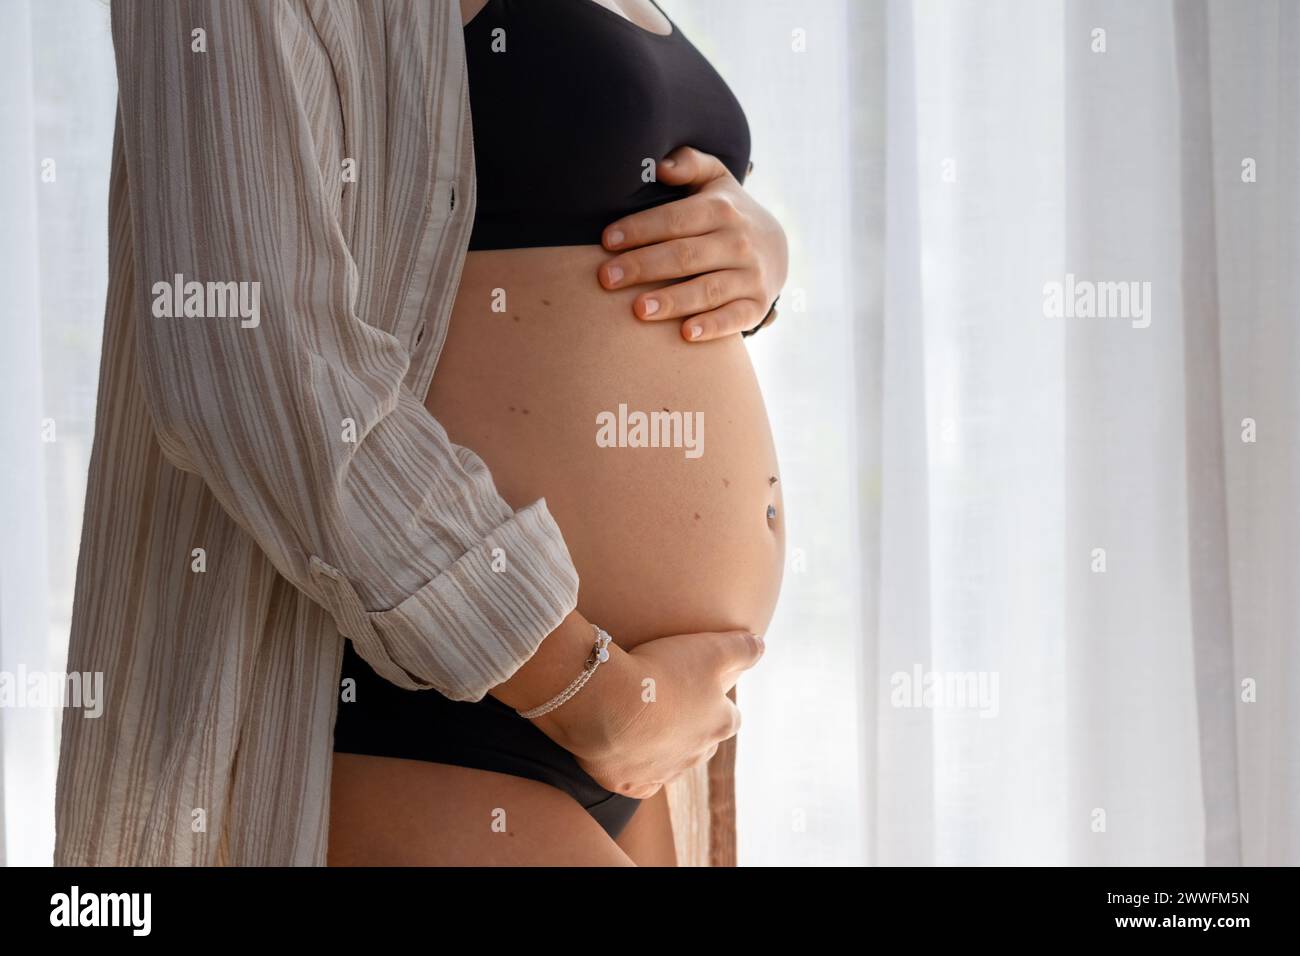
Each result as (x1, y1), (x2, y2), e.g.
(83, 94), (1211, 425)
(463, 0), (751, 250)
(333, 639), (642, 839)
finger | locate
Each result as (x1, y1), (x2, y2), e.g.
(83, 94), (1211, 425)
(622, 782), (663, 800)
(715, 699), (742, 741)
(632, 269), (751, 322)
(602, 191), (738, 252)
(680, 299), (766, 343)
(700, 630), (766, 677)
(750, 303), (779, 332)
(600, 232), (747, 290)
(656, 145), (732, 190)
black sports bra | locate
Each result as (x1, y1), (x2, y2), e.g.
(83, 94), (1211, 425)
(462, 0), (752, 250)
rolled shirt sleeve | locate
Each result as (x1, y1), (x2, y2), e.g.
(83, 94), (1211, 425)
(111, 0), (578, 700)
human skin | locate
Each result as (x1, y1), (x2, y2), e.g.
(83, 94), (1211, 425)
(327, 0), (788, 867)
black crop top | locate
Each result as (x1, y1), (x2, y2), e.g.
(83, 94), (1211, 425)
(462, 0), (752, 250)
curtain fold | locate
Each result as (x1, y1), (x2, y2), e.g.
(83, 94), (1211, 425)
(876, 0), (936, 866)
(847, 0), (887, 871)
(0, 0), (51, 868)
(1206, 0), (1300, 865)
(0, 0), (116, 867)
(1173, 0), (1242, 867)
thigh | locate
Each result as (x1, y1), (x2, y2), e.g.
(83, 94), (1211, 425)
(327, 753), (635, 866)
(615, 789), (678, 866)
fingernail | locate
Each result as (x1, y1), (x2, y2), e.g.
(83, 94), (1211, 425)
(662, 158), (676, 167)
(642, 297), (659, 316)
(687, 324), (702, 340)
(607, 265), (623, 285)
(607, 229), (624, 247)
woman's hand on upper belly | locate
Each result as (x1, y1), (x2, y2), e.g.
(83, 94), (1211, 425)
(595, 146), (788, 343)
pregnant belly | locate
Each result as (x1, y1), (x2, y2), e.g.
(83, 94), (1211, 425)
(426, 244), (784, 648)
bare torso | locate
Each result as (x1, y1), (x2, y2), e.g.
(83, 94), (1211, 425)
(329, 0), (782, 868)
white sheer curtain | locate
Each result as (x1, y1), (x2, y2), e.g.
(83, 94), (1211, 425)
(1, 0), (1296, 867)
(0, 0), (116, 866)
(689, 0), (1299, 865)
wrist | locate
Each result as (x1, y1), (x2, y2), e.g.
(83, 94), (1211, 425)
(515, 625), (612, 719)
(490, 609), (592, 711)
(535, 640), (639, 758)
(489, 611), (638, 755)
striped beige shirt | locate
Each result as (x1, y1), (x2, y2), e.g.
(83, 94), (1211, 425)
(56, 0), (730, 867)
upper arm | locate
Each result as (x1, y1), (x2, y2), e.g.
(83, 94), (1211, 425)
(107, 0), (579, 700)
(461, 0), (491, 28)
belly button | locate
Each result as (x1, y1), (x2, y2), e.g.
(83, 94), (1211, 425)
(766, 504), (777, 521)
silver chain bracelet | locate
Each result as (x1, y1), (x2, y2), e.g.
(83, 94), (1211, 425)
(515, 624), (613, 720)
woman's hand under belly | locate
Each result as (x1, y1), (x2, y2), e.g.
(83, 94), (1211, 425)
(426, 244), (784, 648)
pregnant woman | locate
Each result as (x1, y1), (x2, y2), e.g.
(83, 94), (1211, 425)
(57, 0), (785, 868)
(330, 0), (786, 866)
